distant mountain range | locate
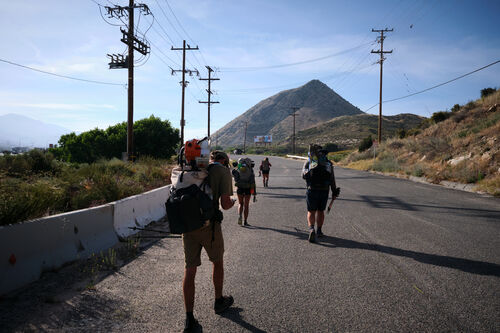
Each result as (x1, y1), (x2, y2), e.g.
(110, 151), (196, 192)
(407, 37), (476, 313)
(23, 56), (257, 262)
(0, 114), (71, 149)
(214, 80), (363, 147)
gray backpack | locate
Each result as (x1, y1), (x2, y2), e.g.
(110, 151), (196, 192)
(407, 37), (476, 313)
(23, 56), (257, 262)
(234, 158), (254, 189)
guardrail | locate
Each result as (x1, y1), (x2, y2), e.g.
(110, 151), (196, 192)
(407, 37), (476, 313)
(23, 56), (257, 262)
(0, 185), (171, 295)
(286, 154), (308, 160)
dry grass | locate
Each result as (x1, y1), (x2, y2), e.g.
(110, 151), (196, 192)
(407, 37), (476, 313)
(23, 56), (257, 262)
(339, 90), (500, 196)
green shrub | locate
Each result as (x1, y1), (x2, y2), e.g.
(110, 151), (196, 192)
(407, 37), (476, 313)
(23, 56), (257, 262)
(431, 111), (452, 123)
(481, 87), (496, 99)
(451, 104), (461, 113)
(358, 135), (373, 152)
(372, 152), (399, 172)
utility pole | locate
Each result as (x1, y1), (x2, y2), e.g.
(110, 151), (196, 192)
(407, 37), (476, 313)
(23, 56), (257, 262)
(371, 28), (393, 144)
(105, 1), (151, 161)
(199, 66), (219, 140)
(243, 122), (248, 153)
(290, 107), (300, 155)
(171, 40), (199, 145)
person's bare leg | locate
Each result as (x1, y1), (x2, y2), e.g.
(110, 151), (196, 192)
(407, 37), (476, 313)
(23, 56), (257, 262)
(213, 260), (223, 299)
(307, 211), (316, 228)
(244, 195), (251, 221)
(237, 194), (244, 216)
(317, 210), (325, 229)
(183, 266), (197, 312)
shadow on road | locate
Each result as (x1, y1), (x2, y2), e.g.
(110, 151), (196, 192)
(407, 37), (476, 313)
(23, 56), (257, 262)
(337, 196), (500, 219)
(221, 307), (267, 333)
(249, 226), (500, 277)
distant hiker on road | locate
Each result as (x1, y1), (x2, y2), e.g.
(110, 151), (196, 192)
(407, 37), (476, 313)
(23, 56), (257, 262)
(232, 157), (256, 226)
(302, 144), (339, 243)
(260, 157), (272, 187)
(182, 151), (235, 332)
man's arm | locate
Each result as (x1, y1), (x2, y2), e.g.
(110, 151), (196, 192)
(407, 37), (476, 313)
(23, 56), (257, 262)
(330, 163), (338, 197)
(220, 194), (234, 210)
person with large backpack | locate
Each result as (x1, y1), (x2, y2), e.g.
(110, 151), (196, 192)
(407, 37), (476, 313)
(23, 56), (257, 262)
(302, 144), (340, 243)
(260, 157), (272, 187)
(232, 157), (256, 226)
(176, 150), (236, 332)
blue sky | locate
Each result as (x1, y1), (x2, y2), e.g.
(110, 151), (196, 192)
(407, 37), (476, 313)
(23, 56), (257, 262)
(0, 0), (499, 143)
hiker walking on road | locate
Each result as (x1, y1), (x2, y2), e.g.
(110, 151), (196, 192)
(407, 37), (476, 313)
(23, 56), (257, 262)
(182, 151), (235, 332)
(302, 144), (339, 243)
(260, 157), (272, 187)
(232, 157), (256, 226)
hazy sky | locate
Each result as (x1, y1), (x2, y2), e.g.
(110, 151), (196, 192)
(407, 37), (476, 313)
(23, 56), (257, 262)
(1, 0), (499, 142)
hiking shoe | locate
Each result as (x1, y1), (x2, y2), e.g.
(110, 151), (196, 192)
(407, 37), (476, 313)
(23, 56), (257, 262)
(183, 317), (201, 333)
(214, 295), (234, 314)
(308, 229), (316, 243)
(238, 216), (242, 225)
(317, 229), (324, 238)
(243, 220), (249, 226)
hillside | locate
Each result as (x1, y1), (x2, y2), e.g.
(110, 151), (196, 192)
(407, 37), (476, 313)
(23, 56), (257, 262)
(340, 90), (500, 196)
(292, 113), (426, 148)
(213, 80), (363, 147)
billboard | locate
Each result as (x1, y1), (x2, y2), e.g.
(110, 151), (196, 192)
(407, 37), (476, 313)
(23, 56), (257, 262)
(254, 135), (272, 143)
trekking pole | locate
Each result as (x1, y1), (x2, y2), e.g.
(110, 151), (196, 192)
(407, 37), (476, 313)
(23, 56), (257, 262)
(327, 187), (341, 214)
(128, 226), (171, 234)
(327, 198), (335, 214)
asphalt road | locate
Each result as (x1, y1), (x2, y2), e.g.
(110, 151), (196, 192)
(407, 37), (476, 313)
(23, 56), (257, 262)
(1, 155), (499, 332)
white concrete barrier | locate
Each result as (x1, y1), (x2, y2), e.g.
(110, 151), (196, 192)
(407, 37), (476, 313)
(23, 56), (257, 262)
(286, 154), (308, 160)
(113, 185), (171, 239)
(0, 204), (117, 295)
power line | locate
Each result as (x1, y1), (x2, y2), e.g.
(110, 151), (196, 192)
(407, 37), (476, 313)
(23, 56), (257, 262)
(219, 42), (374, 72)
(0, 58), (125, 86)
(161, 0), (209, 68)
(364, 59), (500, 112)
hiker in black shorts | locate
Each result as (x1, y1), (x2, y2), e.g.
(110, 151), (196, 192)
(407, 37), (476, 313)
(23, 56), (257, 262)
(260, 157), (272, 187)
(302, 145), (338, 243)
(232, 157), (256, 226)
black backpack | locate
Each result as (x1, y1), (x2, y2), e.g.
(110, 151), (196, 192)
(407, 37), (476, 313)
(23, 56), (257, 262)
(165, 181), (215, 234)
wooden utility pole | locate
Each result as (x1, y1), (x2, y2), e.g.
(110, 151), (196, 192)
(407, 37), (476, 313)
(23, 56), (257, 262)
(290, 107), (300, 154)
(243, 122), (248, 153)
(127, 0), (134, 161)
(199, 66), (219, 140)
(171, 40), (199, 145)
(371, 28), (393, 144)
(104, 1), (150, 161)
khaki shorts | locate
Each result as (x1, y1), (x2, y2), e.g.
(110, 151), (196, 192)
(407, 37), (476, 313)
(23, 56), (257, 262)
(182, 222), (224, 268)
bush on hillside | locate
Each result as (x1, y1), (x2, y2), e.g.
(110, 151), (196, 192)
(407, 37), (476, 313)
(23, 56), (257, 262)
(358, 135), (373, 152)
(481, 87), (497, 99)
(431, 111), (452, 123)
(451, 104), (461, 113)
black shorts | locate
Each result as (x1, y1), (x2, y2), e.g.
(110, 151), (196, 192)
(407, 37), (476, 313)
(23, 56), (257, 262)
(262, 170), (269, 175)
(306, 189), (328, 211)
(237, 187), (252, 195)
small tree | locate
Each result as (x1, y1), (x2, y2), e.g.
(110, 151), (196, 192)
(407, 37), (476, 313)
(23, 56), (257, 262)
(431, 111), (452, 123)
(358, 135), (373, 152)
(481, 87), (496, 99)
(451, 104), (461, 113)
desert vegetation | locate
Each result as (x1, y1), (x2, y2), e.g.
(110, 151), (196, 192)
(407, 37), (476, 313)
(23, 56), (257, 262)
(0, 151), (174, 226)
(336, 88), (499, 196)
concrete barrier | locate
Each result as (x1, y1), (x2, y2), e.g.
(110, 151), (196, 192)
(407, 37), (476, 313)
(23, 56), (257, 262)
(113, 185), (171, 239)
(0, 204), (117, 295)
(286, 154), (308, 160)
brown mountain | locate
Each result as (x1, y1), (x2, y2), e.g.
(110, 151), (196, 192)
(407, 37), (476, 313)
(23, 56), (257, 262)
(213, 80), (363, 147)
